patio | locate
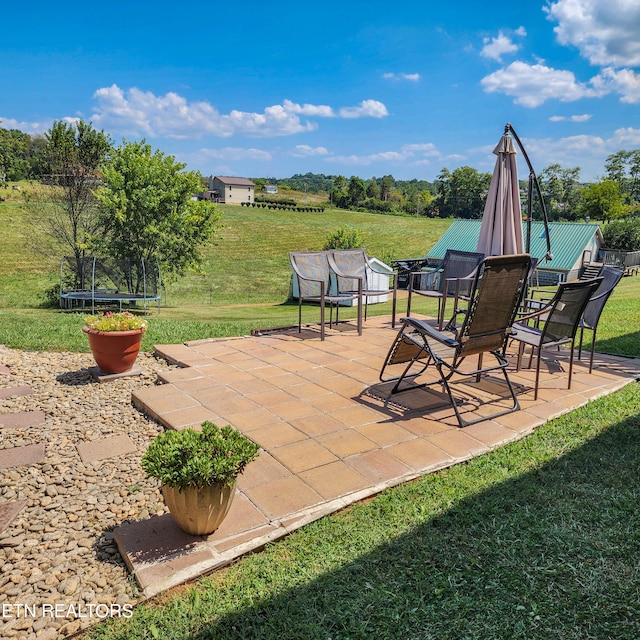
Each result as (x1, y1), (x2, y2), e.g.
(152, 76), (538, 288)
(116, 314), (640, 597)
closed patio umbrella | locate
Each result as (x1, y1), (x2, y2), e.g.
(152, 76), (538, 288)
(476, 130), (524, 256)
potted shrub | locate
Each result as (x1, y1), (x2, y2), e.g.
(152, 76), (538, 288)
(141, 422), (260, 536)
(82, 311), (147, 374)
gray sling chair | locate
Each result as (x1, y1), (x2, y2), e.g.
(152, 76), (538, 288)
(290, 251), (362, 341)
(327, 249), (398, 328)
(511, 277), (603, 400)
(577, 265), (624, 373)
(406, 249), (485, 329)
(380, 254), (531, 427)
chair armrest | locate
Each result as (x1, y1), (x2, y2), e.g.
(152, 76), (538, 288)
(402, 317), (459, 348)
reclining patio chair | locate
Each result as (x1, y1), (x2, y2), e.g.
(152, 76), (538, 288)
(511, 277), (603, 400)
(290, 251), (362, 341)
(577, 265), (623, 373)
(327, 249), (398, 328)
(406, 249), (484, 329)
(380, 254), (531, 427)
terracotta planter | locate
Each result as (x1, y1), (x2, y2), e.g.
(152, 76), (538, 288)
(82, 326), (145, 374)
(162, 482), (236, 536)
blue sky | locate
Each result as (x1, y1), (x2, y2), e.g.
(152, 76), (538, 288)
(2, 0), (639, 182)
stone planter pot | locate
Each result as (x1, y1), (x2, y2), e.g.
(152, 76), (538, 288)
(82, 326), (145, 374)
(162, 482), (236, 536)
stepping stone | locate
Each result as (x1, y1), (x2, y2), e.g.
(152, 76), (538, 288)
(0, 443), (46, 469)
(0, 500), (27, 534)
(77, 434), (137, 464)
(0, 365), (11, 375)
(0, 411), (46, 429)
(0, 385), (33, 400)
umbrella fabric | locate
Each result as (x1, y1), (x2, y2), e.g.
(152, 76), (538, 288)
(476, 133), (524, 256)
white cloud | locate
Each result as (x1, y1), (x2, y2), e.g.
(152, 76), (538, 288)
(549, 114), (593, 122)
(90, 86), (388, 139)
(0, 116), (50, 133)
(338, 100), (389, 118)
(382, 72), (421, 81)
(329, 142), (441, 167)
(291, 145), (329, 157)
(545, 0), (640, 67)
(480, 61), (605, 107)
(591, 67), (640, 103)
(480, 30), (523, 62)
(196, 147), (273, 161)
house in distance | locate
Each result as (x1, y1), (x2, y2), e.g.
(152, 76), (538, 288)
(206, 176), (255, 204)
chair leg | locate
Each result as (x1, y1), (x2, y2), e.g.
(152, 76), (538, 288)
(534, 346), (541, 400)
(589, 329), (597, 374)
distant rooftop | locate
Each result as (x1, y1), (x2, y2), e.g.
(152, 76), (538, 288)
(212, 176), (255, 186)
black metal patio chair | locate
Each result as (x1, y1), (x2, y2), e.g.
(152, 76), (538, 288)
(380, 254), (531, 427)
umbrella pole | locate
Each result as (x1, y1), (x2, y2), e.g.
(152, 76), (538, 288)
(505, 123), (553, 261)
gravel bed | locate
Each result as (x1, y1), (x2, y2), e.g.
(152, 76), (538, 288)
(0, 345), (178, 639)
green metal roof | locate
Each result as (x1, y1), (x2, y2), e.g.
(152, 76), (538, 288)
(426, 219), (602, 273)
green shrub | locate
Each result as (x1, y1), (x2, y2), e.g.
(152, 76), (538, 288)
(141, 422), (260, 489)
(322, 226), (364, 250)
(601, 217), (640, 251)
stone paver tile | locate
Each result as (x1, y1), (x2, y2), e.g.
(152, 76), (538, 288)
(0, 411), (46, 429)
(328, 404), (385, 427)
(267, 373), (313, 390)
(303, 392), (354, 412)
(0, 500), (27, 533)
(157, 367), (206, 383)
(316, 429), (378, 458)
(461, 420), (521, 447)
(268, 400), (318, 420)
(162, 406), (223, 431)
(0, 385), (33, 400)
(493, 409), (541, 434)
(288, 413), (346, 437)
(244, 474), (322, 520)
(298, 461), (369, 501)
(207, 492), (270, 542)
(345, 449), (412, 484)
(524, 402), (567, 422)
(425, 430), (488, 459)
(355, 421), (415, 447)
(207, 395), (263, 418)
(387, 438), (453, 471)
(270, 439), (338, 474)
(248, 422), (307, 449)
(401, 416), (450, 436)
(135, 391), (201, 422)
(0, 364), (11, 375)
(244, 389), (295, 407)
(153, 344), (212, 367)
(115, 513), (203, 570)
(77, 435), (137, 463)
(173, 376), (225, 393)
(237, 453), (291, 490)
(223, 407), (283, 432)
(0, 442), (46, 469)
(232, 377), (278, 395)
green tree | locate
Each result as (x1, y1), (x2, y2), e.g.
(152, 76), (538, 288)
(538, 164), (582, 221)
(94, 140), (220, 280)
(331, 175), (348, 208)
(380, 175), (394, 201)
(580, 179), (625, 222)
(347, 176), (366, 208)
(435, 166), (491, 218)
(605, 149), (640, 204)
(366, 178), (380, 199)
(601, 216), (640, 250)
(24, 120), (112, 280)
